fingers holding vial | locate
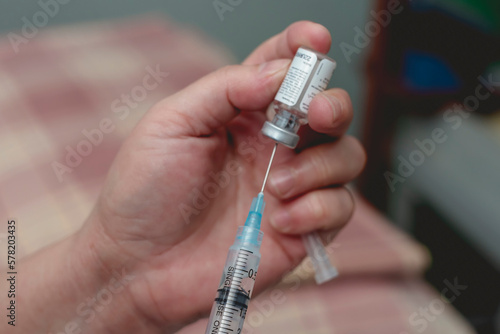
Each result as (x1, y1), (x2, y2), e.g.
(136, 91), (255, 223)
(268, 136), (366, 199)
(269, 186), (354, 235)
(307, 88), (354, 138)
(259, 46), (365, 240)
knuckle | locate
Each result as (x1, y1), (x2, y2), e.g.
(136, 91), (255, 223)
(344, 136), (367, 177)
(332, 89), (352, 120)
(219, 64), (237, 90)
(338, 187), (355, 227)
(219, 64), (238, 74)
(308, 149), (332, 184)
(308, 192), (329, 222)
(309, 188), (354, 231)
(218, 64), (251, 106)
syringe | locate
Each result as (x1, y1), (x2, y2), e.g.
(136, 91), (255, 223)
(204, 144), (277, 334)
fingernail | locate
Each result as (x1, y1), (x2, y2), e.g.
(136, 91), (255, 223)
(269, 168), (294, 197)
(258, 59), (290, 76)
(321, 93), (341, 124)
(271, 209), (291, 232)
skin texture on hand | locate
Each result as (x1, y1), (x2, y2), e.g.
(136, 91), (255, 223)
(7, 21), (365, 334)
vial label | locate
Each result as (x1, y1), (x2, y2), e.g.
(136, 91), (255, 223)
(275, 48), (317, 107)
(300, 59), (336, 113)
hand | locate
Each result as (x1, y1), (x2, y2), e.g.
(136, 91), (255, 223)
(17, 21), (365, 334)
(84, 20), (365, 331)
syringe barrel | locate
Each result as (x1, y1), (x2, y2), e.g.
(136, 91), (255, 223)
(205, 227), (263, 334)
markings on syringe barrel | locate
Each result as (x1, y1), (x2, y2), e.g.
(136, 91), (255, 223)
(223, 249), (253, 285)
(217, 249), (253, 315)
(210, 249), (255, 333)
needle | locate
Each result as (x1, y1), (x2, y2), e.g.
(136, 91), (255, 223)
(260, 143), (278, 193)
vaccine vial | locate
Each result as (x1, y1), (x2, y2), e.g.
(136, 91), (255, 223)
(261, 47), (336, 148)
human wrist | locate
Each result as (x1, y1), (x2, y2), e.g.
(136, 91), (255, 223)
(5, 215), (148, 334)
(68, 216), (146, 333)
(73, 215), (131, 294)
(75, 211), (189, 333)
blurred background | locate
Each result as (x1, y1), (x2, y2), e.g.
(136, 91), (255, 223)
(0, 0), (499, 333)
(0, 0), (371, 135)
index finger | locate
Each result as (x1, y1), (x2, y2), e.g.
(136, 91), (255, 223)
(243, 21), (332, 65)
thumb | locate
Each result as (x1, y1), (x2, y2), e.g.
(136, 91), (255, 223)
(149, 59), (291, 137)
